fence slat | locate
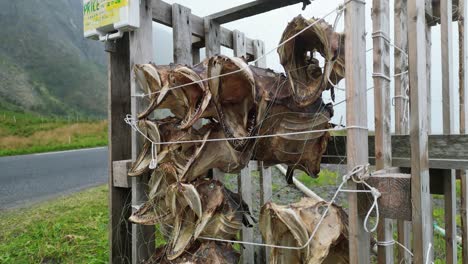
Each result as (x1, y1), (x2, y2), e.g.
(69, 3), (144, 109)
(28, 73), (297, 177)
(344, 1), (371, 263)
(459, 0), (468, 262)
(371, 0), (394, 262)
(440, 0), (457, 262)
(407, 0), (433, 262)
(173, 4), (192, 65)
(130, 0), (155, 262)
(107, 36), (133, 264)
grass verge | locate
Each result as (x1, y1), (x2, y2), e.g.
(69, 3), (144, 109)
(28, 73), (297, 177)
(0, 110), (107, 157)
(0, 185), (109, 264)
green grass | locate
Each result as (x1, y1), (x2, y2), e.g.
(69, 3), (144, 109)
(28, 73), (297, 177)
(296, 168), (339, 188)
(0, 185), (109, 264)
(0, 110), (107, 157)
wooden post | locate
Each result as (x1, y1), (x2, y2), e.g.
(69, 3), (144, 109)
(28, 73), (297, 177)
(232, 28), (254, 264)
(344, 1), (370, 263)
(172, 4), (192, 66)
(253, 39), (271, 264)
(204, 18), (221, 57)
(440, 0), (457, 262)
(371, 1), (393, 262)
(394, 1), (412, 262)
(407, 0), (433, 262)
(130, 0), (154, 263)
(459, 0), (468, 262)
(107, 36), (133, 264)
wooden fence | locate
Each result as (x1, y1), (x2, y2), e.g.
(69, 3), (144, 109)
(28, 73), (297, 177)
(106, 0), (468, 263)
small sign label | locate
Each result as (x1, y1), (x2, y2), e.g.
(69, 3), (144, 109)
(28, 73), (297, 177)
(83, 0), (128, 32)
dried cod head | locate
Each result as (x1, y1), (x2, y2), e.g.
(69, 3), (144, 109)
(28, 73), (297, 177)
(278, 16), (345, 106)
(145, 241), (240, 264)
(165, 179), (251, 260)
(260, 197), (349, 264)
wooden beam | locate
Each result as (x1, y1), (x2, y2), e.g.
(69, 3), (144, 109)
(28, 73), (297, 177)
(206, 0), (305, 24)
(151, 0), (256, 55)
(107, 36), (133, 264)
(130, 1), (155, 262)
(112, 160), (132, 188)
(371, 0), (393, 261)
(322, 135), (468, 169)
(440, 0), (457, 262)
(458, 0), (468, 262)
(344, 1), (370, 262)
(407, 0), (433, 262)
(172, 4), (193, 65)
(239, 164), (254, 264)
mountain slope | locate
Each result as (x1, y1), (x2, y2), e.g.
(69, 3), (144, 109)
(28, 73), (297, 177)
(0, 0), (107, 117)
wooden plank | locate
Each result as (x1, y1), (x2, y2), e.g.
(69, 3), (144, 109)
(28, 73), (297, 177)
(426, 24), (432, 134)
(393, 0), (411, 261)
(204, 18), (221, 57)
(459, 0), (468, 262)
(151, 0), (256, 55)
(394, 0), (409, 135)
(322, 135), (468, 169)
(344, 1), (370, 262)
(253, 40), (266, 67)
(112, 160), (132, 188)
(233, 30), (247, 57)
(239, 164), (254, 264)
(407, 0), (433, 262)
(192, 47), (200, 64)
(440, 0), (457, 262)
(206, 0), (305, 24)
(371, 0), (393, 261)
(130, 1), (155, 262)
(253, 39), (270, 264)
(107, 35), (133, 264)
(172, 4), (192, 65)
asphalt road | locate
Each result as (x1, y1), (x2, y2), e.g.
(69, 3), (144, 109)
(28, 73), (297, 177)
(0, 147), (108, 210)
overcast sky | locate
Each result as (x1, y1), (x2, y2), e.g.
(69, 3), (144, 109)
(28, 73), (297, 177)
(153, 0), (459, 134)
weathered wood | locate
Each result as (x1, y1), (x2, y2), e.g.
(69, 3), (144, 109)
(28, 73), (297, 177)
(394, 0), (409, 136)
(359, 171), (412, 221)
(151, 0), (255, 55)
(206, 0), (306, 24)
(112, 160), (132, 188)
(192, 47), (200, 64)
(394, 0), (411, 261)
(253, 39), (270, 264)
(253, 40), (266, 67)
(407, 0), (433, 262)
(371, 0), (393, 261)
(322, 135), (468, 169)
(344, 1), (370, 262)
(108, 34), (133, 264)
(172, 4), (192, 65)
(440, 0), (457, 262)
(443, 170), (457, 263)
(239, 164), (254, 264)
(232, 30), (246, 57)
(426, 24), (432, 134)
(204, 18), (221, 57)
(459, 0), (468, 262)
(130, 1), (154, 262)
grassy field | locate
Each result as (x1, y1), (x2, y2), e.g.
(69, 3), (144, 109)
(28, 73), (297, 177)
(0, 110), (107, 156)
(0, 185), (109, 263)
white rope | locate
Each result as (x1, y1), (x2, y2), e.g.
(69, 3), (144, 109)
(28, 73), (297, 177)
(124, 114), (367, 145)
(198, 164), (368, 250)
(133, 3), (347, 98)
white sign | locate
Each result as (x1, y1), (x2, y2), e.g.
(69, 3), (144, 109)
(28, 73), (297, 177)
(83, 0), (139, 41)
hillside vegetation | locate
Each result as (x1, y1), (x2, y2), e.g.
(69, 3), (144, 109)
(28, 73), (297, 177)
(0, 0), (107, 117)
